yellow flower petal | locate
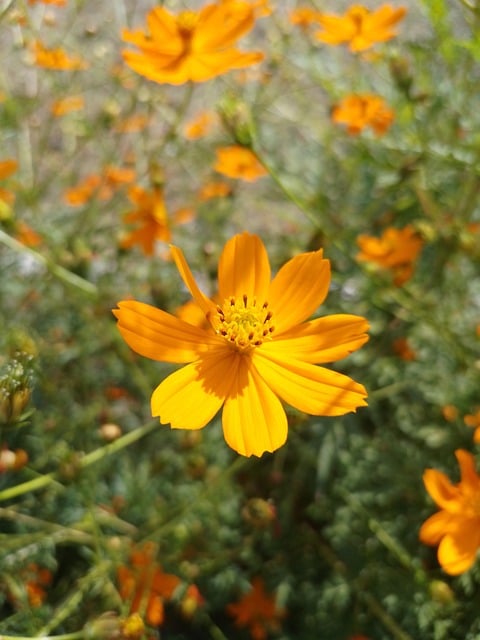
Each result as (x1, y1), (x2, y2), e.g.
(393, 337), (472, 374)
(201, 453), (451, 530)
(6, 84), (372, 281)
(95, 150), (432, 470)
(170, 245), (217, 319)
(218, 232), (271, 302)
(269, 249), (330, 335)
(223, 356), (287, 456)
(262, 314), (369, 364)
(437, 527), (480, 575)
(151, 348), (235, 429)
(422, 469), (462, 513)
(419, 511), (457, 546)
(253, 350), (367, 416)
(113, 300), (219, 363)
(194, 2), (254, 50)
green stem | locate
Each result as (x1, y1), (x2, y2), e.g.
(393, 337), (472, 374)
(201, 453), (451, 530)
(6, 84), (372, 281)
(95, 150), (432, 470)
(0, 420), (158, 503)
(0, 230), (97, 298)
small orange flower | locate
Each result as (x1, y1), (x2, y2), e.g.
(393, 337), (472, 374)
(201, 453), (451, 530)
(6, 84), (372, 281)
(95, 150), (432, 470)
(14, 221), (42, 247)
(28, 0), (66, 5)
(332, 94), (394, 136)
(442, 405), (458, 422)
(117, 542), (201, 627)
(31, 40), (87, 70)
(316, 4), (407, 52)
(289, 7), (321, 29)
(51, 95), (85, 116)
(0, 159), (18, 206)
(64, 166), (135, 206)
(392, 337), (416, 361)
(464, 410), (480, 444)
(227, 577), (285, 640)
(7, 564), (53, 608)
(122, 2), (264, 85)
(120, 185), (171, 256)
(214, 145), (267, 181)
(184, 111), (217, 140)
(420, 449), (480, 575)
(198, 180), (232, 201)
(114, 114), (150, 133)
(356, 225), (423, 285)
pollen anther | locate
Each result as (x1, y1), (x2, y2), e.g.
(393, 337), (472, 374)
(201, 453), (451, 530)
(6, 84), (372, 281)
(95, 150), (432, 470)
(215, 294), (275, 351)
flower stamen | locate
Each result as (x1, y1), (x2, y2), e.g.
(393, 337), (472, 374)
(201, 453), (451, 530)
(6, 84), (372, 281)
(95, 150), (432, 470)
(215, 295), (274, 351)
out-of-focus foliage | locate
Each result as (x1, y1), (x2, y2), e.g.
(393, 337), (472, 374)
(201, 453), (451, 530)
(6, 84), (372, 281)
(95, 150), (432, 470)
(1, 1), (480, 639)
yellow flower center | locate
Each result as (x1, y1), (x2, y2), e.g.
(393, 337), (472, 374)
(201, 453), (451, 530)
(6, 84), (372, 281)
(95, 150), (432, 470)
(177, 11), (199, 38)
(215, 295), (274, 351)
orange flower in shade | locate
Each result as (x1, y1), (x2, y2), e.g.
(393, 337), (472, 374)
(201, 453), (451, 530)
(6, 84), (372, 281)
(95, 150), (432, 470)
(117, 542), (202, 626)
(198, 180), (232, 201)
(392, 337), (416, 361)
(7, 564), (53, 608)
(120, 185), (171, 256)
(51, 95), (84, 116)
(332, 94), (394, 136)
(227, 577), (285, 640)
(316, 4), (407, 52)
(121, 2), (264, 86)
(14, 221), (42, 247)
(183, 111), (217, 140)
(464, 410), (480, 444)
(289, 7), (321, 29)
(113, 232), (368, 457)
(420, 449), (480, 575)
(214, 146), (268, 182)
(442, 404), (458, 423)
(32, 40), (87, 70)
(0, 159), (18, 206)
(356, 225), (423, 286)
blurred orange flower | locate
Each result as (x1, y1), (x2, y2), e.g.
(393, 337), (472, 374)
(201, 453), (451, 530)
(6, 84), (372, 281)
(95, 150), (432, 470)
(227, 577), (285, 640)
(316, 4), (407, 52)
(117, 542), (202, 626)
(0, 446), (28, 473)
(289, 7), (321, 28)
(221, 0), (272, 17)
(183, 111), (217, 140)
(7, 564), (53, 608)
(392, 337), (416, 361)
(32, 40), (88, 70)
(114, 114), (150, 133)
(420, 449), (480, 575)
(14, 221), (42, 247)
(28, 0), (66, 5)
(356, 225), (423, 285)
(198, 180), (232, 201)
(0, 159), (18, 206)
(332, 94), (394, 136)
(442, 404), (458, 423)
(464, 410), (480, 444)
(120, 185), (171, 256)
(51, 95), (85, 116)
(122, 2), (264, 85)
(113, 232), (368, 457)
(64, 166), (135, 206)
(214, 145), (267, 181)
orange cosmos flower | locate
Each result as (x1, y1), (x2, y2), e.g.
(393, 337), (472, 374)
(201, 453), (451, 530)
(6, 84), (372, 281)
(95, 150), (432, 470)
(7, 564), (53, 608)
(332, 94), (394, 136)
(464, 410), (480, 444)
(113, 232), (368, 457)
(289, 7), (321, 29)
(14, 221), (42, 247)
(392, 337), (416, 361)
(117, 542), (201, 626)
(420, 449), (480, 575)
(198, 180), (232, 201)
(32, 40), (87, 70)
(214, 146), (267, 182)
(183, 111), (217, 140)
(120, 185), (171, 256)
(356, 225), (423, 285)
(51, 95), (84, 116)
(121, 2), (264, 85)
(0, 159), (18, 206)
(28, 0), (66, 5)
(316, 4), (407, 52)
(227, 577), (285, 640)
(221, 0), (272, 18)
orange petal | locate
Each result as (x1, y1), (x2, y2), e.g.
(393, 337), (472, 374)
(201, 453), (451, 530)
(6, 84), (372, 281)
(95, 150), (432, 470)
(437, 525), (480, 575)
(264, 314), (369, 363)
(170, 245), (217, 318)
(455, 449), (480, 489)
(151, 348), (235, 429)
(222, 355), (287, 456)
(113, 300), (218, 363)
(419, 510), (458, 546)
(217, 232), (271, 303)
(268, 249), (330, 335)
(194, 2), (255, 50)
(422, 468), (462, 512)
(253, 350), (367, 416)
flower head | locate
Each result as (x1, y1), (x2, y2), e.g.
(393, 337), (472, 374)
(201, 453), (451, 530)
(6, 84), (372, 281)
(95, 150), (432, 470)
(121, 2), (264, 85)
(316, 4), (407, 52)
(332, 94), (394, 136)
(227, 577), (285, 640)
(114, 233), (368, 457)
(420, 449), (480, 575)
(356, 225), (423, 285)
(0, 159), (18, 209)
(214, 146), (267, 181)
(31, 40), (88, 70)
(120, 185), (171, 256)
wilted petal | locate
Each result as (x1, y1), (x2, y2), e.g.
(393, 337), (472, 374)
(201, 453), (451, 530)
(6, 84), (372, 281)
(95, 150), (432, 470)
(218, 232), (271, 302)
(253, 350), (367, 416)
(113, 300), (219, 363)
(223, 355), (287, 457)
(269, 249), (330, 335)
(263, 314), (369, 364)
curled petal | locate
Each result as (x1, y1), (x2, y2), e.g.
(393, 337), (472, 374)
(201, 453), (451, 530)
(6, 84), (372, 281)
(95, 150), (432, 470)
(253, 350), (367, 416)
(223, 356), (288, 457)
(422, 468), (462, 512)
(456, 449), (480, 490)
(419, 510), (458, 546)
(113, 300), (218, 363)
(264, 314), (369, 364)
(269, 250), (330, 335)
(437, 525), (480, 575)
(218, 232), (271, 302)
